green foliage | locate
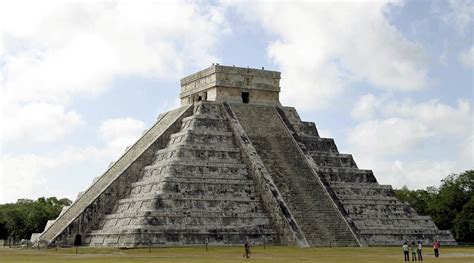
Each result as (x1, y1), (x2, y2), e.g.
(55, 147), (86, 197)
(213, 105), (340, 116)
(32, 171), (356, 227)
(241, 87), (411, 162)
(395, 170), (474, 242)
(427, 171), (473, 232)
(394, 186), (435, 215)
(453, 195), (474, 241)
(0, 197), (71, 240)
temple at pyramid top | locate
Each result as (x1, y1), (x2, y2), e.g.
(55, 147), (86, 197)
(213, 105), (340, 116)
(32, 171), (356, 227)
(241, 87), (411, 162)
(180, 64), (281, 106)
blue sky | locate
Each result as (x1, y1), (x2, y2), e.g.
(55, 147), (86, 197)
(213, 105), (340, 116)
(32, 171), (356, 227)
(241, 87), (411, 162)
(0, 0), (472, 203)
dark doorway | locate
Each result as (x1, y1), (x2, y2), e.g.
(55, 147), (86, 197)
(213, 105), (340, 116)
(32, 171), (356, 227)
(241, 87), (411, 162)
(74, 234), (82, 246)
(242, 92), (249, 103)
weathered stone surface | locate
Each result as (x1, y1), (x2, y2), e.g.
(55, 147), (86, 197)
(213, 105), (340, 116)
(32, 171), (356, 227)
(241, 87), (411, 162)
(34, 65), (456, 247)
(230, 103), (360, 247)
(36, 105), (193, 245)
(278, 106), (457, 246)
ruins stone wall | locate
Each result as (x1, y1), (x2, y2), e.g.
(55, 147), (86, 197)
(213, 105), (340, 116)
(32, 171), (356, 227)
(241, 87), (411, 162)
(222, 102), (309, 247)
(82, 102), (276, 247)
(180, 65), (281, 106)
(230, 103), (359, 246)
(278, 107), (457, 246)
(33, 65), (457, 248)
(37, 105), (193, 245)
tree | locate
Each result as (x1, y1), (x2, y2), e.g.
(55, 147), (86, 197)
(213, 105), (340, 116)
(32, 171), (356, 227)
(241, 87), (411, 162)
(0, 197), (72, 240)
(395, 170), (473, 242)
(395, 186), (435, 215)
(453, 196), (474, 241)
(427, 170), (473, 232)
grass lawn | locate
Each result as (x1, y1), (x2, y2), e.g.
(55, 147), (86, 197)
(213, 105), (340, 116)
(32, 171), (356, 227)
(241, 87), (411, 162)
(0, 246), (473, 263)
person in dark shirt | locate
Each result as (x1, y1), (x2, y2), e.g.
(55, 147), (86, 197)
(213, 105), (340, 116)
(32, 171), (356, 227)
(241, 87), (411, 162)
(243, 240), (251, 258)
(403, 241), (410, 261)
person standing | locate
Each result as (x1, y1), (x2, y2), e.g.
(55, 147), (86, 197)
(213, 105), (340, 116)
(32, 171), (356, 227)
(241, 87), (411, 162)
(403, 241), (410, 261)
(433, 239), (440, 258)
(410, 241), (417, 261)
(243, 240), (251, 258)
(417, 240), (423, 261)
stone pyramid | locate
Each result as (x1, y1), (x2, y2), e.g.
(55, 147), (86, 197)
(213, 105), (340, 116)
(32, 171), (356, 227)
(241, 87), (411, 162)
(32, 65), (456, 247)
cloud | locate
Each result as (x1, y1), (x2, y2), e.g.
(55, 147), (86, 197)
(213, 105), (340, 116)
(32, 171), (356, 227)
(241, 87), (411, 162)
(438, 0), (474, 34)
(349, 118), (431, 155)
(100, 117), (146, 155)
(349, 95), (472, 154)
(348, 94), (473, 188)
(229, 0), (428, 109)
(0, 0), (226, 144)
(2, 102), (83, 143)
(0, 0), (227, 203)
(356, 156), (458, 189)
(351, 93), (379, 120)
(0, 116), (147, 203)
(459, 45), (474, 68)
(0, 147), (104, 203)
(383, 98), (472, 137)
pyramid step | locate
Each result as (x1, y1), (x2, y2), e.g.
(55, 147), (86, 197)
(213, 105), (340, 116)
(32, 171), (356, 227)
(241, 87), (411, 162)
(329, 182), (390, 189)
(349, 214), (432, 220)
(107, 212), (272, 221)
(145, 160), (246, 169)
(155, 144), (240, 155)
(182, 114), (225, 122)
(131, 176), (252, 188)
(116, 193), (261, 204)
(310, 152), (357, 168)
(104, 208), (269, 220)
(90, 227), (276, 237)
(170, 129), (233, 138)
(181, 117), (230, 131)
(112, 199), (266, 214)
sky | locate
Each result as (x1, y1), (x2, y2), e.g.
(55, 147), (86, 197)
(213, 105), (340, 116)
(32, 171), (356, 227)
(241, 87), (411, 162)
(0, 0), (472, 204)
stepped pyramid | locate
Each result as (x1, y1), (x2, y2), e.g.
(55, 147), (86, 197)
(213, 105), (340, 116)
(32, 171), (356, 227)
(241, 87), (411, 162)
(32, 65), (456, 247)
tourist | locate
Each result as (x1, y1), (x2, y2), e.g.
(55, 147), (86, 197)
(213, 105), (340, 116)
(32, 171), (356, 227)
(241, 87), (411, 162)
(417, 240), (423, 261)
(403, 241), (410, 261)
(433, 239), (440, 258)
(243, 240), (251, 258)
(411, 241), (417, 261)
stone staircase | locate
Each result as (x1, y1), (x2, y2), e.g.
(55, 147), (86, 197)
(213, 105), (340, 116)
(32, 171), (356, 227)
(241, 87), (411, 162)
(279, 106), (457, 246)
(35, 105), (192, 246)
(230, 103), (359, 247)
(84, 102), (276, 247)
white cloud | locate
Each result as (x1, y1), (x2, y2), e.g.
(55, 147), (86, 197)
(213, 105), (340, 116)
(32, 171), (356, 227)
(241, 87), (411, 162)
(351, 93), (379, 120)
(0, 147), (105, 203)
(444, 0), (474, 34)
(2, 102), (83, 143)
(356, 156), (458, 189)
(349, 118), (431, 155)
(461, 135), (474, 164)
(229, 0), (428, 109)
(100, 117), (146, 156)
(0, 0), (226, 144)
(383, 98), (472, 137)
(0, 0), (227, 203)
(0, 116), (147, 203)
(459, 45), (474, 68)
(348, 94), (473, 188)
(350, 95), (472, 151)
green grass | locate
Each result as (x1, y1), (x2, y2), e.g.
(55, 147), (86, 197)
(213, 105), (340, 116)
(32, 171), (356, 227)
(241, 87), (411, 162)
(0, 246), (473, 263)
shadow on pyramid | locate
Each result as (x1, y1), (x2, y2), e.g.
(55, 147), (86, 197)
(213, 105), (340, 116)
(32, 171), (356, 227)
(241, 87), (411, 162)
(31, 65), (456, 248)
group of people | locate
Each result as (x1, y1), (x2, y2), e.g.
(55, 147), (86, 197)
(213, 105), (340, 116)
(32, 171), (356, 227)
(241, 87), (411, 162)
(402, 239), (441, 261)
(245, 239), (443, 260)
